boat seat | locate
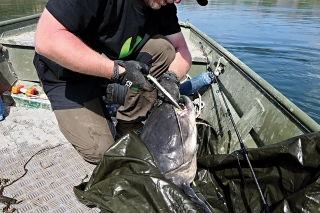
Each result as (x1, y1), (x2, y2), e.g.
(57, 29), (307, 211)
(217, 99), (265, 153)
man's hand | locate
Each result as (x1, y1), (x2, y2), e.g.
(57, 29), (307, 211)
(112, 60), (154, 92)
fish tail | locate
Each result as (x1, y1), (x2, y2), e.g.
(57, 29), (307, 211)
(180, 184), (212, 213)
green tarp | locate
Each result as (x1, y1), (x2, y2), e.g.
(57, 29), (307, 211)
(74, 124), (320, 213)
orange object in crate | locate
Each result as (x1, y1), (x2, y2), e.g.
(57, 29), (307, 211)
(24, 88), (37, 97)
(11, 85), (37, 96)
(11, 84), (24, 94)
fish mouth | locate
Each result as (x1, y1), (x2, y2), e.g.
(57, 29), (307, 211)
(176, 95), (194, 115)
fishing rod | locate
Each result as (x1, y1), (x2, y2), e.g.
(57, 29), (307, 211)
(199, 42), (271, 213)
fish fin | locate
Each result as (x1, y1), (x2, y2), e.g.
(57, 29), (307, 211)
(180, 183), (212, 213)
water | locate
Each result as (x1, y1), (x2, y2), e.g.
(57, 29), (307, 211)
(0, 0), (319, 124)
(177, 0), (320, 124)
(0, 0), (46, 20)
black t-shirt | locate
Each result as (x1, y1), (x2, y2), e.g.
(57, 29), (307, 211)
(34, 0), (181, 110)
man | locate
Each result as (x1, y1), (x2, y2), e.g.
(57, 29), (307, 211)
(33, 0), (192, 164)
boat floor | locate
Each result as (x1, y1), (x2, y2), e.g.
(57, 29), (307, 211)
(0, 103), (99, 212)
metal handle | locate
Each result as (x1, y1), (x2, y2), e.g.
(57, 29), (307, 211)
(147, 75), (182, 110)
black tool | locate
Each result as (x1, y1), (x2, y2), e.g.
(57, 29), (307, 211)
(199, 42), (271, 213)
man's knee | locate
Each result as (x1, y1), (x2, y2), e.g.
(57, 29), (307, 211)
(137, 34), (176, 77)
(78, 141), (110, 164)
(54, 105), (115, 164)
(151, 34), (176, 63)
(57, 122), (112, 164)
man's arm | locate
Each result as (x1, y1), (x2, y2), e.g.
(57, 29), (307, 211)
(166, 32), (192, 79)
(34, 8), (124, 79)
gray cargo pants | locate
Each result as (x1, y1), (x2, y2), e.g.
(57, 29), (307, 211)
(54, 35), (175, 164)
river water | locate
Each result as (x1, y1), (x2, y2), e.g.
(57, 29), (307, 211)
(0, 0), (320, 124)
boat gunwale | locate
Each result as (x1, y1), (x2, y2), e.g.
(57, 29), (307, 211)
(179, 21), (320, 132)
(0, 14), (40, 27)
